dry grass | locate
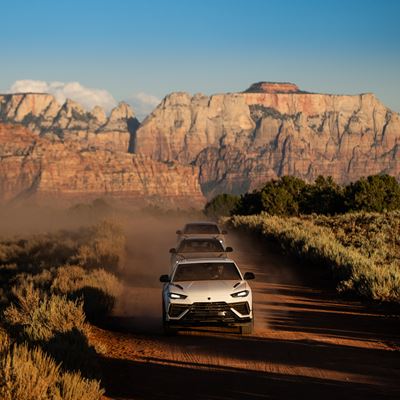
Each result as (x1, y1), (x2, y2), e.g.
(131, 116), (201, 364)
(0, 220), (125, 396)
(0, 343), (104, 400)
(226, 212), (400, 303)
(4, 283), (86, 342)
(51, 265), (122, 321)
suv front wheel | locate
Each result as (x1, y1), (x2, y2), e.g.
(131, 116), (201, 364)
(240, 321), (253, 335)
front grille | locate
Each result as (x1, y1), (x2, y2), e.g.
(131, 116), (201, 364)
(168, 304), (189, 318)
(229, 302), (250, 315)
(182, 302), (237, 323)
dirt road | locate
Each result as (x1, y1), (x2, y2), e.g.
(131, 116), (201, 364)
(90, 220), (400, 399)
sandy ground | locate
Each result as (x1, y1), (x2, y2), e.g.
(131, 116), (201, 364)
(89, 218), (400, 400)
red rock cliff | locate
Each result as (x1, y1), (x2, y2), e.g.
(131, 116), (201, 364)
(0, 123), (204, 208)
(135, 83), (400, 197)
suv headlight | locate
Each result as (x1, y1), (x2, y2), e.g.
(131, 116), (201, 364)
(231, 290), (249, 298)
(169, 292), (187, 299)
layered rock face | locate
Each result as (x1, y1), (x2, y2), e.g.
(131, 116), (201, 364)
(243, 82), (301, 94)
(0, 94), (139, 152)
(0, 123), (204, 208)
(135, 82), (400, 197)
(2, 83), (399, 204)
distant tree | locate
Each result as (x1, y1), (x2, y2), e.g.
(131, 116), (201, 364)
(204, 193), (240, 218)
(300, 176), (345, 215)
(233, 176), (306, 216)
(260, 176), (306, 216)
(232, 191), (264, 216)
(230, 174), (400, 216)
(345, 174), (400, 212)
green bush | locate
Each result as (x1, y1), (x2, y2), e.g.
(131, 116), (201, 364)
(204, 194), (240, 218)
(0, 343), (104, 400)
(227, 174), (400, 217)
(345, 174), (400, 212)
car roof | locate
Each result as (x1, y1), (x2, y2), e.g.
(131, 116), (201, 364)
(179, 236), (222, 241)
(175, 257), (236, 265)
(184, 221), (219, 226)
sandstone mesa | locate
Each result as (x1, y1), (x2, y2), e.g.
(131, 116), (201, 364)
(0, 82), (399, 206)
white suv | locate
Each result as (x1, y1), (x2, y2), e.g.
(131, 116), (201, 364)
(160, 258), (255, 335)
(176, 221), (227, 242)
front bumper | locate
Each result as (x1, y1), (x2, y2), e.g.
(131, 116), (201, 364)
(166, 301), (252, 326)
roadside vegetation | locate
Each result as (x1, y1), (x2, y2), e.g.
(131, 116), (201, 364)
(0, 219), (125, 399)
(211, 174), (400, 304)
(206, 174), (400, 217)
(226, 212), (399, 303)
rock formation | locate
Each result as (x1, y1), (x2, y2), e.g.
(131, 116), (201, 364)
(135, 82), (400, 197)
(0, 123), (204, 208)
(0, 93), (139, 153)
(1, 83), (399, 203)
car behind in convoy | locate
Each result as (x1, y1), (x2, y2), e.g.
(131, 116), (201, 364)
(169, 236), (232, 267)
(160, 257), (255, 335)
(176, 221), (227, 242)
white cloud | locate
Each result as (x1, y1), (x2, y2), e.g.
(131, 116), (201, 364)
(8, 80), (117, 113)
(125, 92), (161, 121)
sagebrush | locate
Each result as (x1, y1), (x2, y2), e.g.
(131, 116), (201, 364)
(226, 212), (400, 303)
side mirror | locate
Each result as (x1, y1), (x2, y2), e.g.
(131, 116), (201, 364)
(222, 230), (228, 235)
(225, 246), (233, 253)
(244, 272), (255, 280)
(176, 230), (182, 234)
(169, 248), (177, 254)
(160, 274), (170, 283)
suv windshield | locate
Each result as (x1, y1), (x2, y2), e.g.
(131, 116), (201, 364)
(173, 262), (241, 281)
(184, 224), (220, 234)
(177, 239), (224, 253)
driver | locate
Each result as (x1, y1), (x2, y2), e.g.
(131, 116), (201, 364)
(207, 264), (224, 280)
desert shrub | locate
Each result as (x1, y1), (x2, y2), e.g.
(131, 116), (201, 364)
(51, 265), (122, 321)
(43, 328), (98, 376)
(226, 213), (400, 303)
(74, 220), (126, 272)
(304, 211), (400, 269)
(3, 284), (86, 342)
(204, 193), (240, 218)
(0, 344), (59, 400)
(0, 219), (126, 275)
(0, 343), (104, 400)
(0, 327), (10, 353)
(3, 284), (100, 374)
(55, 370), (104, 400)
(0, 236), (76, 271)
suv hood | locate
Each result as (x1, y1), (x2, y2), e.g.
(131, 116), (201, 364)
(171, 280), (247, 302)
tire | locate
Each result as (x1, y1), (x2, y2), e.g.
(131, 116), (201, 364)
(162, 301), (178, 335)
(240, 321), (253, 335)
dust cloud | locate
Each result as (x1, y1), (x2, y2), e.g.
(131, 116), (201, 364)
(112, 213), (206, 333)
(0, 203), (278, 334)
(0, 203), (113, 236)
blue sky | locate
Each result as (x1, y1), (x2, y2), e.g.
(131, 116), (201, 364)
(1, 0), (399, 117)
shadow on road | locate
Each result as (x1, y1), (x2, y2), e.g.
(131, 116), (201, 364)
(97, 220), (400, 399)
